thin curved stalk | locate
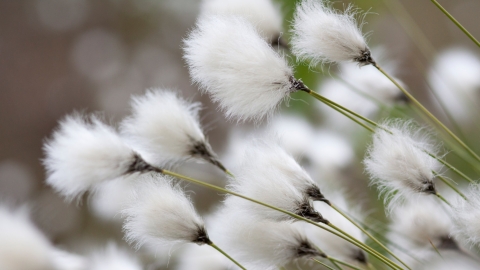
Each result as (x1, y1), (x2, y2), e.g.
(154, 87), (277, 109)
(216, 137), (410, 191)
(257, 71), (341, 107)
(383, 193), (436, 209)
(312, 258), (337, 270)
(430, 0), (480, 48)
(309, 91), (375, 132)
(339, 209), (425, 264)
(375, 65), (480, 163)
(329, 257), (364, 270)
(327, 223), (402, 270)
(209, 243), (246, 270)
(314, 245), (343, 270)
(330, 204), (412, 270)
(434, 172), (468, 200)
(303, 89), (379, 129)
(306, 91), (475, 185)
(428, 152), (475, 184)
(435, 193), (452, 207)
(159, 169), (402, 270)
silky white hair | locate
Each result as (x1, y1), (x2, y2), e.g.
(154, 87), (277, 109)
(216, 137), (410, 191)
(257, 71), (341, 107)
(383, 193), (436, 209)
(291, 0), (371, 65)
(0, 206), (54, 270)
(227, 138), (322, 221)
(184, 16), (295, 122)
(389, 196), (454, 251)
(243, 138), (323, 199)
(200, 0), (283, 44)
(452, 184), (480, 247)
(122, 175), (207, 250)
(213, 206), (320, 270)
(44, 113), (135, 201)
(364, 119), (442, 212)
(121, 89), (214, 167)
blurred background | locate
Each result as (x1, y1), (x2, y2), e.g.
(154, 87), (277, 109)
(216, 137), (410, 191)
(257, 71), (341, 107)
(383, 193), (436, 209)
(1, 0), (480, 269)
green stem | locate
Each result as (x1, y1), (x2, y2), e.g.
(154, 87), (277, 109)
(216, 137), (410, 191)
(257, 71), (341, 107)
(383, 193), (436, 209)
(410, 104), (480, 174)
(329, 257), (364, 270)
(434, 172), (468, 200)
(435, 193), (452, 207)
(304, 90), (380, 129)
(327, 223), (402, 270)
(375, 65), (480, 163)
(314, 246), (343, 270)
(427, 152), (475, 184)
(225, 170), (235, 177)
(330, 204), (412, 270)
(159, 169), (402, 270)
(430, 0), (480, 48)
(312, 258), (337, 270)
(305, 90), (375, 132)
(306, 91), (475, 186)
(209, 242), (246, 270)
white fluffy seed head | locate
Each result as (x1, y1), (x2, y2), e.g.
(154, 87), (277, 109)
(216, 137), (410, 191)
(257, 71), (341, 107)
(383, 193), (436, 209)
(307, 194), (367, 264)
(364, 119), (441, 212)
(214, 207), (321, 270)
(389, 197), (454, 251)
(291, 0), (371, 66)
(228, 138), (324, 221)
(122, 175), (207, 250)
(200, 0), (283, 44)
(44, 113), (135, 201)
(184, 15), (296, 122)
(452, 184), (480, 247)
(121, 89), (216, 167)
(0, 206), (54, 270)
(88, 242), (142, 270)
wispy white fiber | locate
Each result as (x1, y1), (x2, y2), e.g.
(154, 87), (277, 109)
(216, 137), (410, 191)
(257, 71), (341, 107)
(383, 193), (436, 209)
(88, 242), (142, 270)
(452, 184), (480, 247)
(389, 197), (454, 250)
(44, 113), (135, 201)
(184, 16), (296, 122)
(364, 120), (441, 212)
(228, 138), (324, 221)
(246, 138), (323, 199)
(291, 0), (371, 66)
(200, 0), (283, 44)
(0, 206), (54, 270)
(307, 194), (367, 264)
(214, 207), (320, 270)
(122, 175), (207, 250)
(121, 89), (217, 167)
